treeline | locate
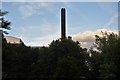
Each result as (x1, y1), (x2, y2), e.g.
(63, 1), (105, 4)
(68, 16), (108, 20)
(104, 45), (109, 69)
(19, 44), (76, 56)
(2, 32), (120, 80)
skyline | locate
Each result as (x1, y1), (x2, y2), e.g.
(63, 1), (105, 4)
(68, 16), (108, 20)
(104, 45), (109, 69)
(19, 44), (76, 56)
(2, 2), (118, 48)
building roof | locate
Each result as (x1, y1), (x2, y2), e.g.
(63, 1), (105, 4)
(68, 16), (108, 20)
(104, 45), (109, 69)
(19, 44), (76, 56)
(4, 36), (24, 45)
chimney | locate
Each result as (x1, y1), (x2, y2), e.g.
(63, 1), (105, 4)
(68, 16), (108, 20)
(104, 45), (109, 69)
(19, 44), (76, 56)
(61, 8), (66, 39)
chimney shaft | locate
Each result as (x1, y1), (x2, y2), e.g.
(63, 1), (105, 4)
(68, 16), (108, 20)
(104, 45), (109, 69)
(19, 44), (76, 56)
(61, 8), (66, 39)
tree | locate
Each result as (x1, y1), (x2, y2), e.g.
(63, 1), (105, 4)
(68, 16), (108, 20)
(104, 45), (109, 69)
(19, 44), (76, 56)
(32, 38), (89, 80)
(0, 9), (11, 47)
(87, 46), (106, 80)
(0, 9), (11, 34)
(2, 44), (39, 79)
(94, 32), (119, 80)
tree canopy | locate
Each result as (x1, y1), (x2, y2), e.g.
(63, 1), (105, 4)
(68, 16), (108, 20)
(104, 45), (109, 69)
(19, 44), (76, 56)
(2, 33), (119, 80)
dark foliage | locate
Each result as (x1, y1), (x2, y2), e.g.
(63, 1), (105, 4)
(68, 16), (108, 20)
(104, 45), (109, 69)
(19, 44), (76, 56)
(0, 9), (11, 34)
(2, 32), (120, 80)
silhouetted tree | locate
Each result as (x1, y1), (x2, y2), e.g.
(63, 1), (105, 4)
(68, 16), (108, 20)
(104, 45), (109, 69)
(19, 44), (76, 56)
(0, 9), (11, 47)
(2, 45), (39, 79)
(94, 32), (119, 80)
(0, 9), (11, 34)
(88, 47), (102, 80)
(32, 38), (89, 80)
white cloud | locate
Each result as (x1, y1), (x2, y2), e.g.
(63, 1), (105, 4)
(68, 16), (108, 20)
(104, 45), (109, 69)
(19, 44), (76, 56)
(12, 26), (118, 47)
(18, 2), (54, 17)
(72, 28), (118, 48)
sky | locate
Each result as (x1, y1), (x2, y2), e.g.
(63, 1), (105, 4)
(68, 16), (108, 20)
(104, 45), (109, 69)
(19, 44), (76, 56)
(2, 2), (118, 48)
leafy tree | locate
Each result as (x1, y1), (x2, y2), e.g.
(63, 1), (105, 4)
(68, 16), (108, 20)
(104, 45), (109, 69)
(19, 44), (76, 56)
(87, 47), (102, 80)
(2, 45), (39, 79)
(32, 38), (89, 80)
(94, 32), (119, 80)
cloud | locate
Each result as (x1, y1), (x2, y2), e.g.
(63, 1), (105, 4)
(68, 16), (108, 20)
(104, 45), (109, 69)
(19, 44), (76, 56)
(72, 28), (118, 48)
(73, 31), (95, 42)
(15, 26), (118, 47)
(18, 2), (54, 17)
